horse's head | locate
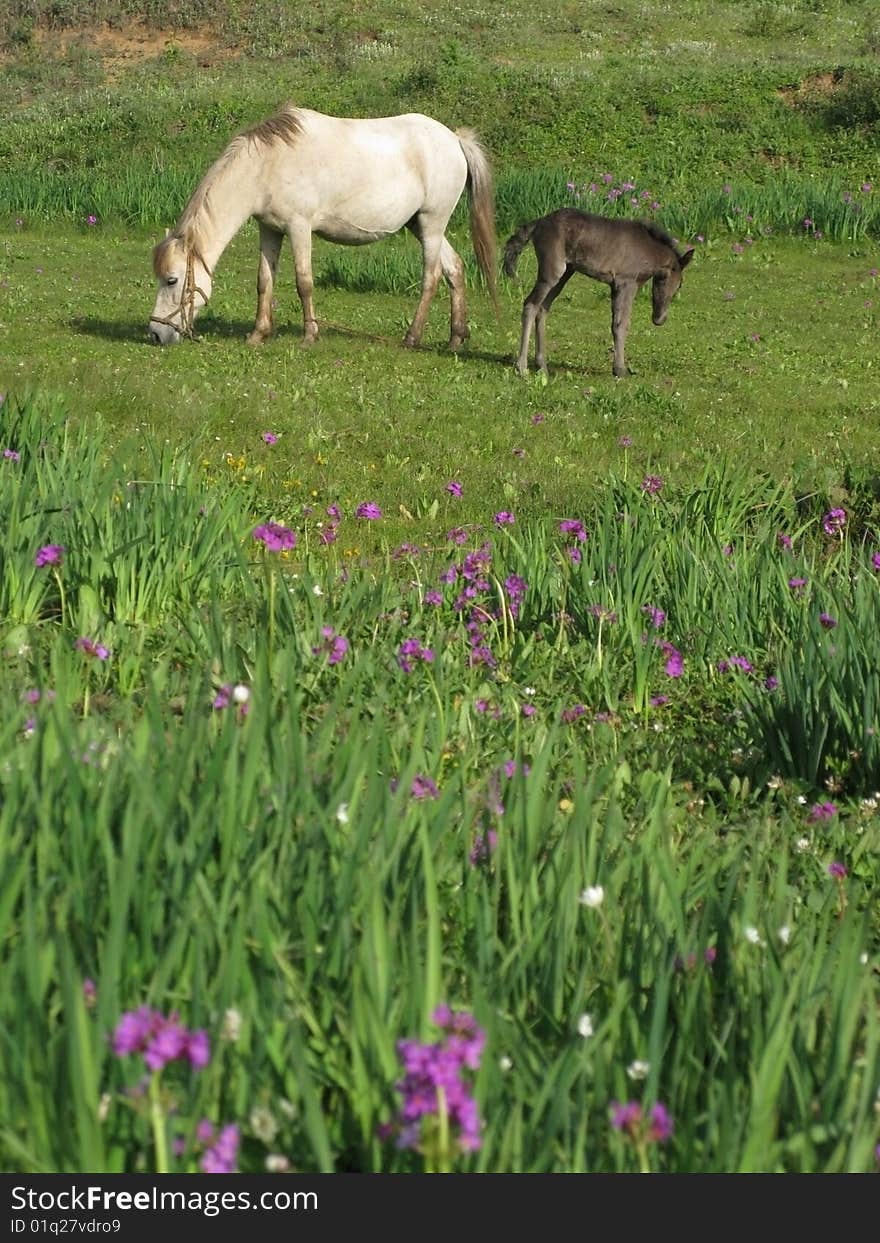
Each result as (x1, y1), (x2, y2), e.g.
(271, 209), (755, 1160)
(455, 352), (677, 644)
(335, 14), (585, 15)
(651, 245), (694, 326)
(149, 232), (213, 344)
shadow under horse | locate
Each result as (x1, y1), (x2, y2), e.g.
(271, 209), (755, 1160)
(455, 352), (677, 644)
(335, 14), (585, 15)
(504, 208), (694, 378)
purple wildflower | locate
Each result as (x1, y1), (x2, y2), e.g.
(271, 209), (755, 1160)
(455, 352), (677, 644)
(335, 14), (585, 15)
(521, 703), (536, 718)
(788, 576), (808, 593)
(201, 1124), (240, 1174)
(717, 655), (753, 674)
(493, 511), (515, 526)
(658, 641), (683, 678)
(821, 507), (847, 536)
(446, 527), (469, 545)
(764, 675), (779, 691)
(83, 978), (97, 1007)
(777, 532), (793, 551)
(3, 448), (20, 462)
(469, 830), (498, 865)
(559, 519), (588, 543)
(561, 704), (587, 723)
(818, 612), (837, 630)
(253, 522), (296, 552)
(641, 474), (664, 495)
(261, 431), (278, 445)
(648, 1103), (674, 1143)
(186, 1029), (211, 1069)
(35, 544), (65, 568)
(410, 774), (440, 801)
(872, 552), (880, 571)
(808, 802), (837, 823)
(827, 861), (847, 879)
(446, 480), (463, 497)
(424, 589), (443, 605)
(75, 636), (110, 661)
(642, 604), (666, 628)
(398, 638), (434, 672)
(356, 501), (383, 520)
(313, 627), (349, 665)
(504, 573), (527, 617)
(389, 1008), (485, 1155)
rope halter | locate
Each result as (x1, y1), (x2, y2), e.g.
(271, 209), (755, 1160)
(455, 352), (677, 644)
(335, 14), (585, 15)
(150, 246), (213, 340)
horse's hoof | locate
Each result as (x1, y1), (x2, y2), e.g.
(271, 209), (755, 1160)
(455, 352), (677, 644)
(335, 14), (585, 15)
(403, 334), (420, 349)
(514, 362), (527, 377)
(246, 331), (269, 346)
(448, 334), (465, 351)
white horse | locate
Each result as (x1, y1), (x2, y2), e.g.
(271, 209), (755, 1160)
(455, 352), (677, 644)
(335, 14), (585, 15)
(149, 104), (498, 349)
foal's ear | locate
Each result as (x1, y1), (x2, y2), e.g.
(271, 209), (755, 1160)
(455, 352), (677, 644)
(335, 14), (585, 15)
(679, 246), (695, 269)
(164, 227), (170, 238)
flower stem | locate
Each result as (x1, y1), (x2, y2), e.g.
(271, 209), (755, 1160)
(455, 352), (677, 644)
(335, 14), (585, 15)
(148, 1074), (170, 1174)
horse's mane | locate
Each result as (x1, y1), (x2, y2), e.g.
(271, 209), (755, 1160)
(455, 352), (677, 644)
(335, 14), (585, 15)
(171, 104), (304, 243)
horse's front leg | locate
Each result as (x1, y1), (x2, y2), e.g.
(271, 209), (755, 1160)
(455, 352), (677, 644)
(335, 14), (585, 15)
(247, 223), (284, 345)
(289, 222), (319, 344)
(610, 280), (637, 378)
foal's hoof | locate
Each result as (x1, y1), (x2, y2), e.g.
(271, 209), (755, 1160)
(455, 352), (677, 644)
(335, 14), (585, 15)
(513, 361), (528, 377)
(448, 334), (466, 351)
(402, 333), (420, 349)
(246, 330), (270, 346)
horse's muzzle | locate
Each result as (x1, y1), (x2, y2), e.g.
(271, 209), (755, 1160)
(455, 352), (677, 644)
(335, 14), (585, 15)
(149, 321), (180, 345)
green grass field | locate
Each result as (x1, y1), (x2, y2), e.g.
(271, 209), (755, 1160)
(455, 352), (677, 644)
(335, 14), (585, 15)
(1, 1), (879, 1175)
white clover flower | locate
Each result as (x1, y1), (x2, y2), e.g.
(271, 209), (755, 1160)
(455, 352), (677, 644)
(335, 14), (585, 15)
(265, 1154), (290, 1173)
(744, 926), (764, 946)
(250, 1106), (279, 1145)
(626, 1059), (650, 1081)
(778, 925), (791, 946)
(523, 686), (536, 696)
(499, 1055), (513, 1072)
(579, 885), (604, 909)
(232, 684), (250, 704)
(221, 1007), (242, 1043)
(312, 584), (324, 596)
(861, 952), (870, 967)
(336, 802), (350, 825)
(577, 1013), (594, 1039)
(767, 775), (783, 790)
(796, 837), (811, 853)
(796, 795), (807, 805)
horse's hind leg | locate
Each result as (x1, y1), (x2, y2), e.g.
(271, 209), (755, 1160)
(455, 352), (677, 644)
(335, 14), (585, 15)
(440, 237), (468, 350)
(515, 241), (567, 374)
(535, 265), (574, 372)
(288, 221), (319, 344)
(247, 223), (284, 345)
(404, 218), (443, 348)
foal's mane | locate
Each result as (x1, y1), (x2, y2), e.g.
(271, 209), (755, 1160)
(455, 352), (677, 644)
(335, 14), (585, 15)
(642, 220), (677, 249)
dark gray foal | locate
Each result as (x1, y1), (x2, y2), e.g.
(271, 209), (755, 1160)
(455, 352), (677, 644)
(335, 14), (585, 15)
(504, 208), (694, 378)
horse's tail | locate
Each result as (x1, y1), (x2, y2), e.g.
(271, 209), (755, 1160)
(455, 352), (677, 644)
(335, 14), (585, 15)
(456, 128), (499, 314)
(502, 221), (538, 279)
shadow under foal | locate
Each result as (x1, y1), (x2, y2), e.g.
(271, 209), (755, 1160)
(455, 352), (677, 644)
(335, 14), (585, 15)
(504, 208), (694, 378)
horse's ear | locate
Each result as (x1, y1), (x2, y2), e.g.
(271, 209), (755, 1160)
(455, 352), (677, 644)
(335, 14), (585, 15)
(680, 246), (695, 269)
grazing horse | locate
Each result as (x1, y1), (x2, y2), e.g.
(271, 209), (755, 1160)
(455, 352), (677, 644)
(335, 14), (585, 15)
(503, 208), (694, 377)
(149, 104), (498, 349)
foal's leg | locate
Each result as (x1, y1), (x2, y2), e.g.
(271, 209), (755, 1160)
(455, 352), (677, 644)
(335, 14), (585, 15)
(288, 221), (319, 344)
(440, 236), (468, 350)
(534, 265), (574, 372)
(247, 223), (284, 345)
(515, 256), (567, 375)
(404, 216), (443, 348)
(610, 279), (637, 378)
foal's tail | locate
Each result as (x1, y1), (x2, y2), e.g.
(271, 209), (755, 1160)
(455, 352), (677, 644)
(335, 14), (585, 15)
(456, 128), (499, 314)
(502, 221), (538, 279)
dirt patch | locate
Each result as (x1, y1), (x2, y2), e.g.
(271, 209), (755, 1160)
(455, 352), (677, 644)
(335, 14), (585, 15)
(4, 19), (232, 75)
(777, 70), (845, 105)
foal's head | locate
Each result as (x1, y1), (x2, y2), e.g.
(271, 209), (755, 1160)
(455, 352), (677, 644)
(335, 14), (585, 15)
(149, 232), (213, 345)
(651, 244), (694, 327)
